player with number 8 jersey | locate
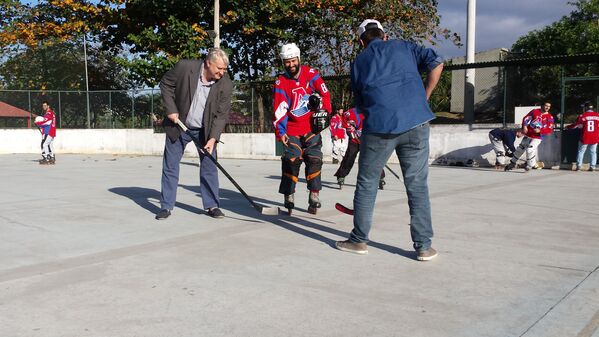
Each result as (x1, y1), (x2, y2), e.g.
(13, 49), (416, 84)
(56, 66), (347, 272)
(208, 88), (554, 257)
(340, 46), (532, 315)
(567, 102), (599, 171)
(273, 67), (331, 139)
(272, 43), (332, 214)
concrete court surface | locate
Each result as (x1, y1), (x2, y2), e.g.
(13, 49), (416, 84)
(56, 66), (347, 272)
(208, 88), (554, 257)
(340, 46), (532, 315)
(0, 153), (598, 337)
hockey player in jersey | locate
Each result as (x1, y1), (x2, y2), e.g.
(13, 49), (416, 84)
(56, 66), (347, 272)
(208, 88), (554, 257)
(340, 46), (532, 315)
(505, 102), (554, 172)
(334, 107), (385, 189)
(566, 101), (599, 171)
(272, 43), (332, 214)
(35, 101), (57, 165)
(488, 128), (523, 169)
(329, 108), (347, 164)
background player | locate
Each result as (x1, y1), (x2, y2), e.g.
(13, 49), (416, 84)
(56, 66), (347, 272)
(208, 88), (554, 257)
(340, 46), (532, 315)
(34, 101), (57, 165)
(329, 108), (347, 165)
(505, 102), (554, 172)
(334, 107), (385, 189)
(488, 127), (523, 169)
(566, 101), (599, 171)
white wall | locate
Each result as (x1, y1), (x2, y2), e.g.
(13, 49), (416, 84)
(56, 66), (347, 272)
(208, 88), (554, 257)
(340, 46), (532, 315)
(0, 126), (562, 167)
(514, 106), (539, 124)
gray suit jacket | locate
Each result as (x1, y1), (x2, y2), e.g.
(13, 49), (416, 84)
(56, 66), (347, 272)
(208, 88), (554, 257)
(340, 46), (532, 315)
(160, 59), (233, 143)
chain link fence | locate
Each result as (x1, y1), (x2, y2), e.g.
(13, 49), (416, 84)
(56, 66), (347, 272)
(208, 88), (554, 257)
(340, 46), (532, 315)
(1, 54), (596, 131)
(0, 89), (162, 129)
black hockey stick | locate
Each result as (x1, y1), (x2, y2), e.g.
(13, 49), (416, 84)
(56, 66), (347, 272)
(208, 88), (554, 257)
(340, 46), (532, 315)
(176, 119), (279, 215)
(335, 202), (353, 215)
(384, 164), (403, 182)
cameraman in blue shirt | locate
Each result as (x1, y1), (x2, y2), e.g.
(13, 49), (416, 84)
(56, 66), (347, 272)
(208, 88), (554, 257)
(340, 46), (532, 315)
(335, 19), (444, 261)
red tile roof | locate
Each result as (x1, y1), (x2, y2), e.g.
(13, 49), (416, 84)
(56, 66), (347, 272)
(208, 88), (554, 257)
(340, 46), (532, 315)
(0, 101), (33, 118)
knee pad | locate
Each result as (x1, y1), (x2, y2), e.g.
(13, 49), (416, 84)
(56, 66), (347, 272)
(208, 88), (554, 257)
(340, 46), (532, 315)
(282, 157), (302, 175)
(306, 155), (322, 169)
(305, 156), (323, 185)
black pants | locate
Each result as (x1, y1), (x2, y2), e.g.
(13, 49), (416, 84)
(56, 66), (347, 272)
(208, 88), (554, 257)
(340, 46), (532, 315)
(279, 133), (323, 194)
(335, 141), (385, 180)
(335, 141), (359, 178)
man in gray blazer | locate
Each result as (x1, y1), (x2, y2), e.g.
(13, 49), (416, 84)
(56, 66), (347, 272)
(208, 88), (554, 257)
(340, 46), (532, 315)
(156, 48), (233, 220)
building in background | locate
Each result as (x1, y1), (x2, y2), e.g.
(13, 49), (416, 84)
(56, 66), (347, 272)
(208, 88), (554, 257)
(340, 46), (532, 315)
(450, 48), (509, 117)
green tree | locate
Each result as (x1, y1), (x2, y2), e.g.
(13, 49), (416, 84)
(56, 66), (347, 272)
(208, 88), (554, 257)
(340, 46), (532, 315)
(99, 0), (212, 86)
(216, 0), (458, 130)
(0, 0), (106, 48)
(0, 0), (132, 90)
(512, 0), (598, 56)
(220, 0), (459, 80)
(2, 1), (458, 85)
(0, 39), (132, 90)
(509, 0), (599, 120)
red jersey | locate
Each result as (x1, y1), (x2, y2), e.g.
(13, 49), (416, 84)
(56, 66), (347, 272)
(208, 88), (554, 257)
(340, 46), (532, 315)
(522, 108), (554, 139)
(272, 65), (331, 139)
(35, 108), (57, 137)
(342, 107), (364, 144)
(567, 110), (599, 144)
(329, 114), (346, 139)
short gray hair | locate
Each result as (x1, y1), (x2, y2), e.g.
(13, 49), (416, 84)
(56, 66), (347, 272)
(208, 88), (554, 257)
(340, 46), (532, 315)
(206, 48), (229, 66)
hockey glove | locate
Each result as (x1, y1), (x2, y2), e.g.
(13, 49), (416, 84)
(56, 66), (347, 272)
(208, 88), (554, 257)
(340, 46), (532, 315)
(307, 93), (321, 111)
(310, 109), (330, 134)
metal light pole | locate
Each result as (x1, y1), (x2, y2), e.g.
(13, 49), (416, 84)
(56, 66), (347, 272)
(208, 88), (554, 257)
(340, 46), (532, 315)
(464, 0), (476, 126)
(83, 33), (91, 128)
(214, 0), (220, 48)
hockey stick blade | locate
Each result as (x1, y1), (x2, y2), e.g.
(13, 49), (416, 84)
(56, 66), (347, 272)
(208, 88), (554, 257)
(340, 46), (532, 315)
(335, 202), (354, 215)
(175, 119), (278, 215)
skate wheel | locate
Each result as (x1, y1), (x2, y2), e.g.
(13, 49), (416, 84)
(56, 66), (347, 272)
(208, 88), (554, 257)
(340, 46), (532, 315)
(308, 206), (317, 214)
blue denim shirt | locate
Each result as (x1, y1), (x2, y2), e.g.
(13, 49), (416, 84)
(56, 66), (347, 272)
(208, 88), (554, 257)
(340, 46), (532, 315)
(351, 38), (443, 134)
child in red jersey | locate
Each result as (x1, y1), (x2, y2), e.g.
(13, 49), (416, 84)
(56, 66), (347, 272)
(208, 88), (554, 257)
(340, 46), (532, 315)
(34, 101), (57, 165)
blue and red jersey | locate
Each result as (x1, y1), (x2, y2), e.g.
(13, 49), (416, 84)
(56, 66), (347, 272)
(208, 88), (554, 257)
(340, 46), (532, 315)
(329, 114), (346, 139)
(342, 107), (364, 144)
(35, 108), (57, 137)
(522, 108), (554, 139)
(272, 65), (331, 139)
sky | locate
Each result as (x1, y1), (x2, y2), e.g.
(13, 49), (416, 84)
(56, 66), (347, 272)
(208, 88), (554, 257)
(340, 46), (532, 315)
(435, 0), (575, 60)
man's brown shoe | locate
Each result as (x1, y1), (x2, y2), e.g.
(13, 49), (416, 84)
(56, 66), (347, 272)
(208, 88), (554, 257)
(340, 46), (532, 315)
(335, 240), (368, 255)
(417, 247), (438, 261)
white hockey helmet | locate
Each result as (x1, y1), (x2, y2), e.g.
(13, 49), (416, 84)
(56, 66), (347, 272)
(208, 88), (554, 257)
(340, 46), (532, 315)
(280, 43), (301, 62)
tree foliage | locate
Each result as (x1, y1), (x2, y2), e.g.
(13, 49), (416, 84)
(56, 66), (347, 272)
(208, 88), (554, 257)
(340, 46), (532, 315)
(98, 0), (212, 86)
(0, 0), (131, 90)
(511, 0), (598, 57)
(220, 0), (459, 80)
(0, 39), (133, 90)
(0, 0), (105, 49)
(1, 0), (458, 87)
(509, 0), (599, 119)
